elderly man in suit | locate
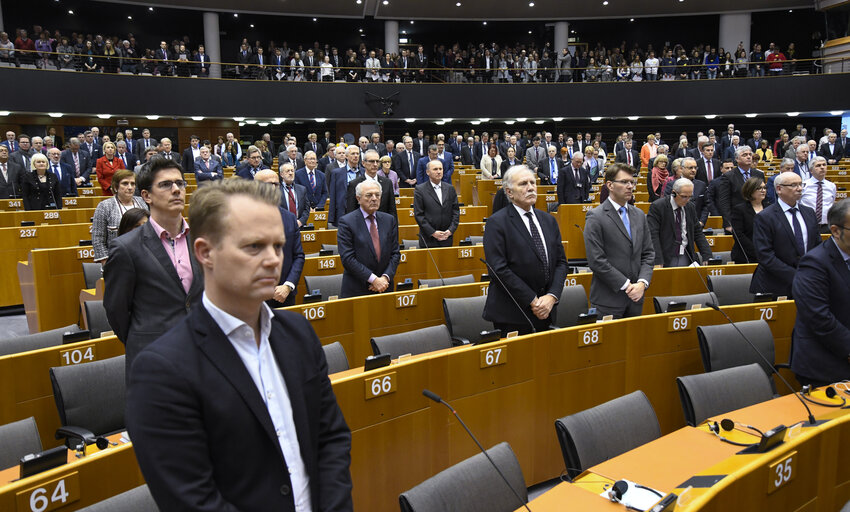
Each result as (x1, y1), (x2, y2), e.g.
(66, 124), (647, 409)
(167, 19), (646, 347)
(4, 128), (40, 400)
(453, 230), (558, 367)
(236, 146), (269, 180)
(0, 145), (24, 198)
(751, 171), (820, 298)
(104, 159), (203, 371)
(337, 180), (400, 298)
(295, 151), (328, 211)
(60, 137), (92, 187)
(790, 199), (850, 388)
(820, 132), (844, 165)
(328, 145), (363, 227)
(46, 147), (77, 197)
(279, 162), (310, 228)
(648, 178), (713, 267)
(194, 145), (224, 184)
(718, 146), (766, 218)
(393, 136), (420, 188)
(115, 140), (138, 170)
(159, 138), (181, 162)
(344, 150), (395, 217)
(584, 163), (655, 318)
(255, 169), (305, 308)
(483, 165), (568, 335)
(662, 158), (709, 227)
(557, 152), (591, 204)
(126, 178), (352, 511)
(135, 129), (158, 160)
(414, 158), (459, 248)
(416, 144), (451, 185)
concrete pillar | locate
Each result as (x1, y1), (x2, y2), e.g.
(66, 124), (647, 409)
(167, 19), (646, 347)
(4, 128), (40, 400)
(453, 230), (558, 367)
(203, 12), (221, 79)
(719, 13), (751, 61)
(554, 21), (569, 55)
(384, 20), (399, 56)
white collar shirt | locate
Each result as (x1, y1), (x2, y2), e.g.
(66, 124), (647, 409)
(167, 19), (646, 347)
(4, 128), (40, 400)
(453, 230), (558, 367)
(512, 203), (548, 261)
(800, 176), (837, 224)
(777, 198), (810, 251)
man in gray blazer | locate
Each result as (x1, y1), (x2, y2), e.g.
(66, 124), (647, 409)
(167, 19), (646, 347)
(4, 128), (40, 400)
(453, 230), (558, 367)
(584, 163), (655, 318)
(104, 159), (203, 370)
(413, 159), (460, 248)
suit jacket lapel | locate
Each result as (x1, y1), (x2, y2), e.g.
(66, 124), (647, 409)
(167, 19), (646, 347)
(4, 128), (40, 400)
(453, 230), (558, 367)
(192, 305), (284, 461)
(827, 240), (850, 289)
(356, 210), (378, 261)
(507, 206), (543, 264)
(141, 222), (186, 294)
(773, 204), (801, 254)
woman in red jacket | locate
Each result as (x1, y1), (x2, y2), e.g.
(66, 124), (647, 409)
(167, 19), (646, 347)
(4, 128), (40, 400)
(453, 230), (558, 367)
(96, 141), (125, 195)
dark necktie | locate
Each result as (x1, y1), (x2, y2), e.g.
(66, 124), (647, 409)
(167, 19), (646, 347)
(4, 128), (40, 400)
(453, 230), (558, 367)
(674, 207), (683, 245)
(627, 152), (632, 166)
(815, 182), (823, 222)
(408, 152), (414, 171)
(368, 214), (381, 260)
(788, 207), (805, 254)
(309, 172), (315, 189)
(287, 186), (297, 215)
(706, 159), (713, 181)
(525, 212), (549, 282)
(52, 165), (60, 181)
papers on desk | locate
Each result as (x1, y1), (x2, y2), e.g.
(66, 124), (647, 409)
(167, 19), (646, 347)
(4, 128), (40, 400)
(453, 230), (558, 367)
(600, 479), (664, 511)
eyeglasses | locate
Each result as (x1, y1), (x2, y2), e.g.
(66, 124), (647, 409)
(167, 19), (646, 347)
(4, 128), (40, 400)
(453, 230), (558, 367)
(778, 183), (803, 189)
(611, 179), (637, 187)
(155, 179), (187, 190)
(364, 159), (379, 163)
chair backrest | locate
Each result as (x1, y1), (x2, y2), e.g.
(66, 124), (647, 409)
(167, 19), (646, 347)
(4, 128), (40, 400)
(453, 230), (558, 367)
(652, 292), (718, 314)
(84, 301), (112, 338)
(676, 363), (775, 426)
(712, 251), (732, 264)
(371, 325), (453, 359)
(697, 319), (777, 388)
(552, 285), (589, 329)
(554, 390), (660, 480)
(322, 342), (349, 374)
(303, 274), (344, 301)
(75, 485), (158, 512)
(418, 274), (475, 289)
(399, 442), (527, 512)
(81, 262), (102, 289)
(442, 296), (493, 344)
(49, 355), (126, 436)
(320, 244), (339, 254)
(468, 236), (484, 245)
(707, 274), (755, 306)
(402, 239), (420, 250)
(0, 324), (82, 357)
(0, 417), (42, 470)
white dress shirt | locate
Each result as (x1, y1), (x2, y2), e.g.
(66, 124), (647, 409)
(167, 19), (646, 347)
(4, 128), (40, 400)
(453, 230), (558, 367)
(513, 203), (549, 261)
(670, 196), (689, 255)
(202, 294), (312, 512)
(431, 180), (443, 204)
(777, 198), (810, 251)
(800, 176), (837, 224)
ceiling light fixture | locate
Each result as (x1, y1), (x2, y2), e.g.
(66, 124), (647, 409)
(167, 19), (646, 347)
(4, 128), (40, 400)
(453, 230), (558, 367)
(602, 0), (608, 5)
(258, 122), (269, 127)
(745, 113), (758, 118)
(383, 0), (389, 4)
(435, 121), (446, 125)
(552, 117), (564, 122)
(191, 116), (205, 121)
(704, 114), (717, 119)
(97, 114), (112, 119)
(67, 10), (73, 14)
(627, 116), (639, 121)
(245, 120), (258, 125)
(830, 110), (844, 116)
(479, 118), (490, 122)
(405, 118), (417, 123)
(145, 115), (159, 120)
(516, 117), (527, 122)
(787, 112), (800, 117)
(148, 6), (154, 10)
(0, 111), (10, 116)
(483, 21), (487, 25)
(665, 115), (677, 120)
(127, 16), (132, 20)
(233, 117), (245, 122)
(233, 13), (238, 17)
(504, 120), (515, 125)
(49, 113), (65, 118)
(528, 1), (535, 6)
(443, 118), (453, 123)
(471, 121), (481, 125)
(315, 118), (327, 123)
(456, 1), (461, 5)
(591, 116), (602, 121)
(272, 118), (286, 124)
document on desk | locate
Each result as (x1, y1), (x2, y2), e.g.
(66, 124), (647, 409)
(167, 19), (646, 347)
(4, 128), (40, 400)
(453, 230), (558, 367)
(599, 479), (664, 511)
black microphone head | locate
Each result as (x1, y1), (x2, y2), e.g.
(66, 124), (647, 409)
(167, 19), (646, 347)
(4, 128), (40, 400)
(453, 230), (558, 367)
(422, 389), (442, 403)
(705, 302), (721, 311)
(826, 386), (837, 398)
(720, 418), (735, 432)
(612, 480), (629, 500)
(479, 257), (487, 264)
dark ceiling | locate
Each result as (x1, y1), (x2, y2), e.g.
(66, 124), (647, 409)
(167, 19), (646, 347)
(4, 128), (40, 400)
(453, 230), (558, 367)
(99, 0), (814, 20)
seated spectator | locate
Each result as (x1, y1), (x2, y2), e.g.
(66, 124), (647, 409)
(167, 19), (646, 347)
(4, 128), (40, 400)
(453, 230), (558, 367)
(22, 154), (62, 210)
(14, 29), (36, 65)
(91, 169), (149, 262)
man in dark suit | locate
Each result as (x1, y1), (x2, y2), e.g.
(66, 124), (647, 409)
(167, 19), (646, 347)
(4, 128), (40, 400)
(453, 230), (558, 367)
(159, 138), (181, 162)
(694, 142), (721, 184)
(255, 170), (305, 308)
(324, 145), (347, 175)
(0, 145), (23, 198)
(126, 178), (352, 511)
(337, 180), (400, 298)
(614, 139), (639, 168)
(435, 141), (454, 182)
(460, 137), (477, 167)
(181, 135), (201, 173)
(236, 146), (269, 180)
(750, 171), (820, 298)
(104, 159), (203, 370)
(136, 129), (157, 160)
(345, 150), (396, 217)
(820, 132), (844, 164)
(46, 147), (77, 197)
(790, 199), (850, 387)
(303, 133), (323, 157)
(648, 178), (713, 267)
(706, 159), (736, 232)
(393, 137), (419, 188)
(194, 146), (224, 184)
(483, 166), (568, 335)
(192, 44), (211, 77)
(722, 135), (742, 160)
(746, 130), (763, 152)
(9, 134), (33, 172)
(662, 158), (709, 226)
(295, 152), (328, 210)
(115, 141), (138, 170)
(1, 131), (18, 152)
(414, 159), (459, 248)
(279, 145), (305, 172)
(279, 162), (310, 227)
(415, 145), (451, 185)
(328, 146), (363, 227)
(60, 138), (92, 186)
(557, 153), (590, 204)
(718, 146), (766, 218)
(366, 132), (386, 156)
(538, 145), (562, 186)
(584, 164), (655, 318)
(413, 130), (429, 155)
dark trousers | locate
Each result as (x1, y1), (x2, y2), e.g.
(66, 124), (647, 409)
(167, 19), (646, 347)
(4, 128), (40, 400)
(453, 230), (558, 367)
(419, 235), (453, 249)
(266, 293), (296, 309)
(495, 318), (550, 337)
(795, 374), (832, 390)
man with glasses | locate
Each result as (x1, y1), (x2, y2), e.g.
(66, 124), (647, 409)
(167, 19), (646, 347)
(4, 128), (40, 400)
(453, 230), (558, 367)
(345, 150), (395, 216)
(236, 146), (269, 180)
(750, 171), (820, 298)
(790, 198), (850, 388)
(648, 178), (712, 267)
(719, 146), (766, 217)
(584, 163), (655, 318)
(104, 159), (203, 371)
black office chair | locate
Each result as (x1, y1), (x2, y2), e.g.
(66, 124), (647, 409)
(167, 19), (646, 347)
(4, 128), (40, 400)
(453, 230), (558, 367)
(303, 274), (344, 301)
(371, 325), (456, 359)
(75, 485), (158, 512)
(442, 295), (493, 344)
(81, 262), (103, 289)
(676, 363), (775, 426)
(402, 239), (420, 250)
(554, 390), (661, 480)
(468, 236), (484, 245)
(418, 274), (475, 289)
(399, 442), (528, 512)
(0, 417), (42, 470)
(707, 273), (755, 306)
(651, 292), (718, 314)
(322, 342), (350, 374)
(712, 251), (732, 264)
(83, 300), (112, 338)
(551, 285), (590, 329)
(320, 244), (339, 255)
(0, 324), (83, 357)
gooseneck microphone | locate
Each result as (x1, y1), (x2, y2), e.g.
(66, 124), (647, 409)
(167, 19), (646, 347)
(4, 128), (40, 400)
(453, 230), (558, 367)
(479, 257), (537, 334)
(417, 231), (446, 286)
(422, 389), (532, 512)
(726, 225), (751, 264)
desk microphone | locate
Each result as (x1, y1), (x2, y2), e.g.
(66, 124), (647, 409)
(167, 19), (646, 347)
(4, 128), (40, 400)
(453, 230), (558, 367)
(479, 258), (537, 334)
(682, 249), (817, 425)
(726, 225), (750, 264)
(422, 389), (532, 512)
(573, 223), (584, 233)
(417, 232), (446, 286)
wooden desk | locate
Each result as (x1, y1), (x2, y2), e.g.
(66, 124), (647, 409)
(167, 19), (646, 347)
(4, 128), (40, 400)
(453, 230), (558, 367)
(0, 208), (96, 228)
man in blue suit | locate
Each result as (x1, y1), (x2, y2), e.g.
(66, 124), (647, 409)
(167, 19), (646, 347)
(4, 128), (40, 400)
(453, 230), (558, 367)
(256, 169), (305, 307)
(435, 140), (454, 183)
(193, 146), (224, 184)
(416, 145), (452, 185)
(328, 146), (363, 227)
(751, 171), (820, 297)
(337, 180), (400, 298)
(235, 146), (268, 180)
(279, 162), (310, 227)
(294, 151), (328, 210)
(46, 147), (77, 197)
(1, 131), (18, 152)
(790, 198), (850, 387)
(59, 138), (92, 186)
